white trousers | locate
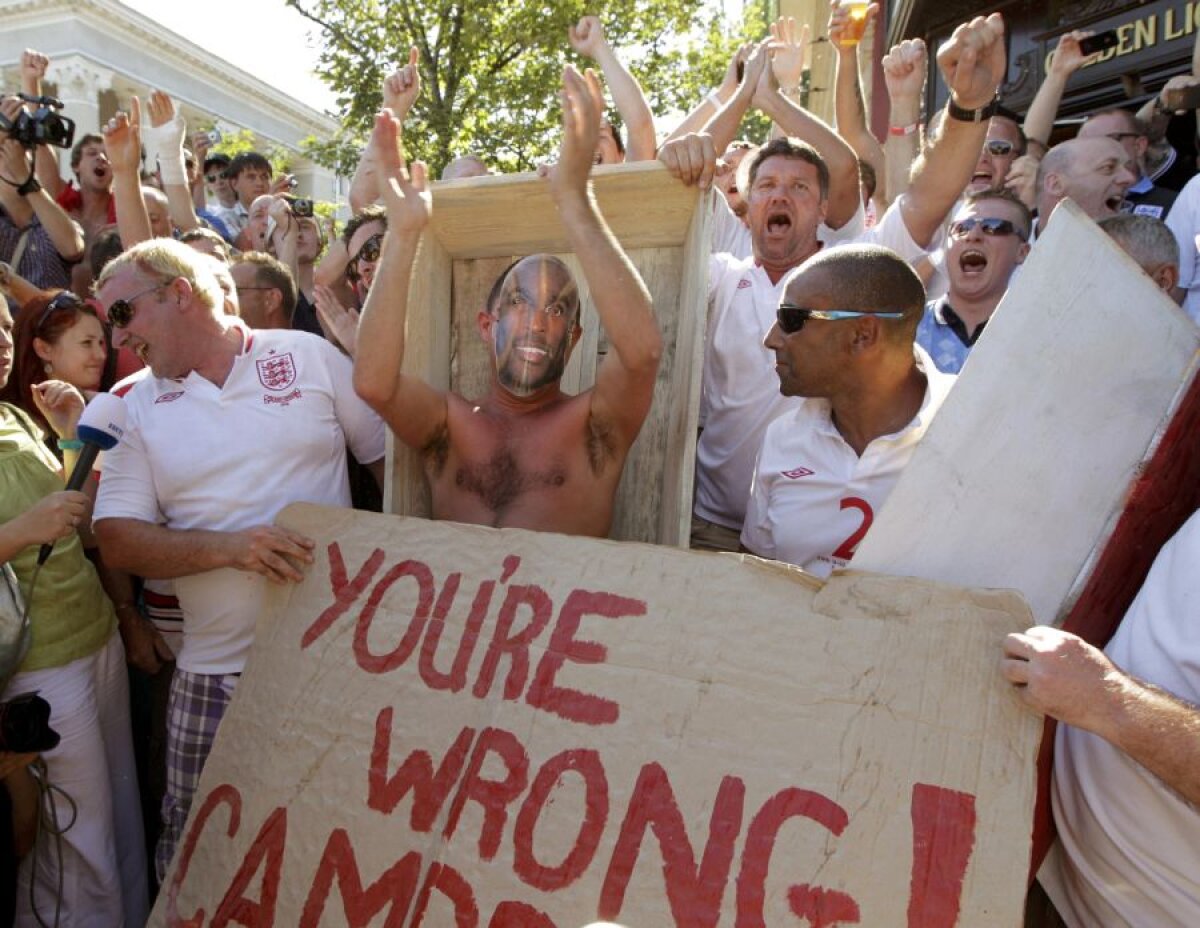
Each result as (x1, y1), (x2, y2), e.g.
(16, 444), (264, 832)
(4, 632), (148, 928)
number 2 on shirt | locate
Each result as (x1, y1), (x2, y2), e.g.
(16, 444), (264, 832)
(832, 496), (874, 561)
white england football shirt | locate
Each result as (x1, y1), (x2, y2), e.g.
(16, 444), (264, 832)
(96, 321), (386, 674)
(740, 347), (953, 576)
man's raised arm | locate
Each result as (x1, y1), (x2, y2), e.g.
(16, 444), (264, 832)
(900, 14), (1007, 249)
(351, 109), (448, 453)
(550, 66), (660, 444)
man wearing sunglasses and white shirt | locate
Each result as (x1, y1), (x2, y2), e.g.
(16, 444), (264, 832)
(91, 238), (386, 880)
(741, 245), (954, 574)
(658, 14), (1008, 551)
(917, 190), (1032, 373)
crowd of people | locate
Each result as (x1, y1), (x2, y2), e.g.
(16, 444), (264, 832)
(0, 4), (1198, 926)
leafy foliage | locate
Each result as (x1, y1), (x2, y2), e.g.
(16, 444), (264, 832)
(289, 0), (774, 179)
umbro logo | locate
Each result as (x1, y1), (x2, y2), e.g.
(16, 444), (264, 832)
(737, 278), (752, 289)
(155, 391), (184, 404)
(782, 466), (814, 479)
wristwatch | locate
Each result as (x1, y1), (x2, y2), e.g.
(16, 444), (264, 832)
(947, 94), (1000, 124)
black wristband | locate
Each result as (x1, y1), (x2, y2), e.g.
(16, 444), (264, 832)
(946, 94), (1000, 124)
(16, 174), (41, 197)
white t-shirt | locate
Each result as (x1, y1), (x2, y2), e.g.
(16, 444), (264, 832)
(695, 197), (930, 530)
(740, 347), (952, 575)
(1040, 510), (1200, 927)
(96, 322), (386, 674)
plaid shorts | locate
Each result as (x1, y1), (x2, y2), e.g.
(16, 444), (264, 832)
(154, 669), (240, 882)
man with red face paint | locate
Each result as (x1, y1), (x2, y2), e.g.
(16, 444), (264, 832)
(354, 66), (661, 537)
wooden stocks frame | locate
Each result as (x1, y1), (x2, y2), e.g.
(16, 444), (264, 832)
(384, 163), (711, 547)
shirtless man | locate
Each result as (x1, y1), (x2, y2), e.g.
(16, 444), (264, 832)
(354, 66), (661, 536)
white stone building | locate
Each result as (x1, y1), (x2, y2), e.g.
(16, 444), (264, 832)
(0, 0), (342, 203)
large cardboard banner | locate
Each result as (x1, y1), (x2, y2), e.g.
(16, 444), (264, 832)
(151, 505), (1040, 927)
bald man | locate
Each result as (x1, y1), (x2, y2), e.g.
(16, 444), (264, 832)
(1034, 136), (1137, 234)
(741, 245), (954, 574)
(355, 67), (660, 536)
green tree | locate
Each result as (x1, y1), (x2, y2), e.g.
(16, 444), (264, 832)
(289, 0), (773, 178)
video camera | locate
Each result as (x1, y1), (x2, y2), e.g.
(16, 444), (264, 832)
(0, 692), (59, 753)
(1, 93), (76, 150)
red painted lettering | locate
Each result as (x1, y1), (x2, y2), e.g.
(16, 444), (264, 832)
(299, 829), (421, 928)
(907, 784), (977, 928)
(471, 584), (553, 701)
(410, 861), (479, 928)
(210, 806), (288, 928)
(354, 560), (435, 674)
(302, 543), (385, 649)
(487, 900), (558, 928)
(526, 590), (644, 726)
(735, 788), (855, 928)
(164, 783), (242, 928)
(600, 763), (744, 927)
(420, 573), (489, 692)
(513, 748), (609, 891)
(442, 726), (530, 860)
(368, 709), (474, 828)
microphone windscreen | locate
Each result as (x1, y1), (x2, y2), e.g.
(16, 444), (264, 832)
(76, 392), (127, 451)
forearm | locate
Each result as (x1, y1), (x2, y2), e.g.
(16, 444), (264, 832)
(883, 97), (922, 206)
(592, 45), (657, 161)
(556, 193), (658, 372)
(112, 173), (152, 247)
(1, 264), (45, 307)
(94, 518), (237, 579)
(163, 181), (200, 233)
(664, 87), (730, 145)
(701, 86), (754, 161)
(33, 145), (63, 198)
(27, 189), (84, 260)
(833, 48), (882, 164)
(1091, 673), (1200, 806)
(1023, 72), (1068, 149)
(0, 517), (37, 564)
(314, 240), (351, 287)
(902, 113), (987, 247)
(760, 92), (861, 229)
(353, 229), (421, 404)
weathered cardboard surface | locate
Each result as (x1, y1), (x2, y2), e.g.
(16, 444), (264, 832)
(150, 504), (1040, 927)
(854, 199), (1200, 626)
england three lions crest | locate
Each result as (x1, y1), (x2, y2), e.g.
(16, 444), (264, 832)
(257, 352), (297, 391)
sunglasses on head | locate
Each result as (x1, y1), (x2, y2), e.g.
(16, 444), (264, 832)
(345, 234), (384, 282)
(775, 305), (905, 335)
(983, 139), (1015, 157)
(948, 216), (1026, 241)
(35, 290), (85, 332)
(108, 282), (168, 329)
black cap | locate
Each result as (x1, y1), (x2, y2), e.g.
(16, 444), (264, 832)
(203, 152), (231, 173)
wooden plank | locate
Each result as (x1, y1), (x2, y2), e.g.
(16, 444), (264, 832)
(852, 199), (1200, 625)
(659, 189), (712, 545)
(431, 162), (698, 258)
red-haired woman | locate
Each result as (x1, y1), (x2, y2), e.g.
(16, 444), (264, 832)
(0, 291), (112, 437)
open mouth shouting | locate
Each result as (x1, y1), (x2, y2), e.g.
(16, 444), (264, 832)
(765, 210), (793, 238)
(958, 249), (988, 275)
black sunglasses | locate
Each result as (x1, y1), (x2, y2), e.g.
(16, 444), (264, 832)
(948, 217), (1027, 241)
(983, 139), (1015, 157)
(776, 305), (905, 335)
(108, 282), (168, 329)
(345, 233), (384, 282)
(205, 172), (226, 183)
(35, 290), (85, 332)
